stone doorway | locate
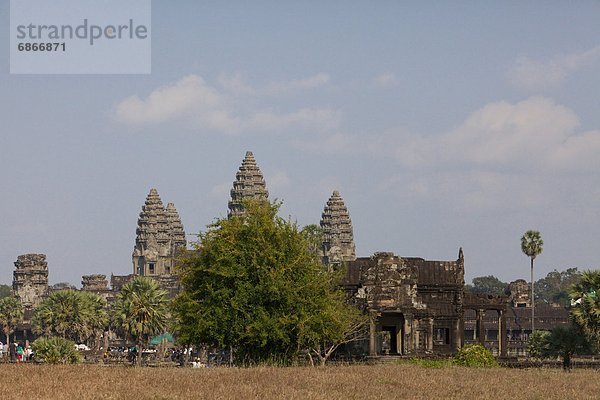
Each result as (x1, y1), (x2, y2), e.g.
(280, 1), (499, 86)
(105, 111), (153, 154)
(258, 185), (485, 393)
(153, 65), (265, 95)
(378, 313), (405, 355)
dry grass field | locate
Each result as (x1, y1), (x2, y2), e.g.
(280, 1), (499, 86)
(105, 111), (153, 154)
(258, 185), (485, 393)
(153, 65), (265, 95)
(1, 363), (597, 400)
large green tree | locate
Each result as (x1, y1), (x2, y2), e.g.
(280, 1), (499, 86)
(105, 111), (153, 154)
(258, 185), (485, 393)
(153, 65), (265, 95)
(465, 275), (508, 295)
(535, 268), (581, 306)
(111, 276), (170, 366)
(0, 296), (24, 360)
(521, 230), (543, 332)
(174, 199), (363, 365)
(32, 290), (108, 346)
(569, 269), (600, 352)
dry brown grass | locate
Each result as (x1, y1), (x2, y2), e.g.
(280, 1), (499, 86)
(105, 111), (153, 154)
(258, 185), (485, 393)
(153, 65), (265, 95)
(0, 363), (597, 400)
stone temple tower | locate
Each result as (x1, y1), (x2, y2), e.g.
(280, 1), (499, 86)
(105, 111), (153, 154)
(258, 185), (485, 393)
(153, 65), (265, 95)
(13, 254), (49, 308)
(320, 190), (356, 267)
(228, 151), (269, 217)
(132, 188), (186, 276)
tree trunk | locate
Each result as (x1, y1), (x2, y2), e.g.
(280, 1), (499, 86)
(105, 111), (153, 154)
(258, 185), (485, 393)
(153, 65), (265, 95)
(136, 341), (142, 367)
(5, 333), (12, 362)
(531, 257), (535, 333)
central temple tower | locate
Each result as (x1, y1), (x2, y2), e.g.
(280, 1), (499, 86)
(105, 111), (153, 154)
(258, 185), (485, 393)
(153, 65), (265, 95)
(228, 151), (269, 217)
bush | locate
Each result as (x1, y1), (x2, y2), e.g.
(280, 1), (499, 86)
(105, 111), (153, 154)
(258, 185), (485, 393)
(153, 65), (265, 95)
(407, 357), (452, 368)
(453, 344), (498, 367)
(31, 337), (82, 364)
(527, 330), (550, 359)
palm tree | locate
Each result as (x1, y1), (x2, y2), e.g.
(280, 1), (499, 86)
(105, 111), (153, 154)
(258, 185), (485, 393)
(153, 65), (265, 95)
(32, 290), (108, 345)
(569, 270), (600, 351)
(111, 276), (169, 366)
(0, 296), (24, 361)
(521, 230), (543, 333)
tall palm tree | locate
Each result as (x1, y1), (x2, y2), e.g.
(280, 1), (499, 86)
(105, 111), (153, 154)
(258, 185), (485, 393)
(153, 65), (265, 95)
(521, 230), (543, 333)
(569, 269), (600, 351)
(111, 276), (169, 366)
(0, 296), (24, 361)
(32, 290), (108, 345)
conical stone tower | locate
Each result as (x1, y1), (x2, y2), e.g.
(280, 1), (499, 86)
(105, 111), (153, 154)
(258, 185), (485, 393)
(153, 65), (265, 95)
(166, 202), (186, 249)
(228, 151), (269, 217)
(320, 190), (356, 267)
(133, 188), (186, 276)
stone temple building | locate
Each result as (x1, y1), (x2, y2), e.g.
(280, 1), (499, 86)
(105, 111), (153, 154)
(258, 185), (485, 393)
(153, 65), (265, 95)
(228, 151), (269, 217)
(342, 251), (465, 356)
(132, 188), (186, 276)
(9, 151), (571, 357)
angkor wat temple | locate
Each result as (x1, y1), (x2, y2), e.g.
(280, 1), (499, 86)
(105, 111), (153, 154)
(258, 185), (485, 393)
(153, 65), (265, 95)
(11, 151), (569, 357)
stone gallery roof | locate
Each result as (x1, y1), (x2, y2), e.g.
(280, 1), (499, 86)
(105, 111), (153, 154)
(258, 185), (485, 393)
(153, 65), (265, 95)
(228, 151), (269, 217)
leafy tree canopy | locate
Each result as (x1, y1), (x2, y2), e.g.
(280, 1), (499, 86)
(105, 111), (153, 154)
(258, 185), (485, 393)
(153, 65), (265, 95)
(111, 275), (170, 366)
(32, 336), (81, 364)
(521, 230), (543, 260)
(465, 275), (507, 295)
(569, 269), (600, 352)
(174, 199), (363, 365)
(528, 325), (591, 370)
(0, 296), (24, 360)
(32, 290), (108, 345)
(535, 268), (581, 306)
(0, 284), (12, 299)
(300, 224), (324, 258)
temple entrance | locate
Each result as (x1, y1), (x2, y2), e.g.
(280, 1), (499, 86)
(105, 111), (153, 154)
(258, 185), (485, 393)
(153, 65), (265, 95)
(381, 326), (398, 354)
(378, 313), (405, 355)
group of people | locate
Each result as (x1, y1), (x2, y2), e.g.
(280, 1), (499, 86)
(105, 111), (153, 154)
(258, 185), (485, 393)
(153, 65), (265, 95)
(0, 341), (33, 362)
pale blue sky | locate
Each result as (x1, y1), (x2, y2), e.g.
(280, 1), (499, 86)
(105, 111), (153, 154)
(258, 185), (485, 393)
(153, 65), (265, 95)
(1, 1), (600, 286)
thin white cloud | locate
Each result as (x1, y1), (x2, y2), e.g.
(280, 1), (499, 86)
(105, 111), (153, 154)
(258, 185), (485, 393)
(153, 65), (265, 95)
(396, 96), (600, 171)
(114, 74), (338, 134)
(308, 96), (598, 172)
(296, 96), (600, 211)
(508, 46), (600, 90)
(114, 75), (224, 125)
(374, 72), (400, 88)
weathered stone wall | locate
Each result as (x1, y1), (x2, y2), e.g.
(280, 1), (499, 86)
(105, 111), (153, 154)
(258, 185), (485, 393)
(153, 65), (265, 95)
(12, 254), (49, 308)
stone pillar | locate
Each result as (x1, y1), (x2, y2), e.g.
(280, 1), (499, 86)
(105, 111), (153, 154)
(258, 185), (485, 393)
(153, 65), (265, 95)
(404, 314), (413, 354)
(428, 318), (434, 352)
(476, 309), (485, 345)
(369, 313), (377, 356)
(499, 310), (507, 357)
(454, 318), (462, 352)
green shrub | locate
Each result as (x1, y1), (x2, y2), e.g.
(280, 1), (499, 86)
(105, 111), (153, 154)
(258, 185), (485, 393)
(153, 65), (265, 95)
(31, 337), (82, 364)
(527, 330), (550, 359)
(453, 344), (498, 367)
(408, 357), (452, 368)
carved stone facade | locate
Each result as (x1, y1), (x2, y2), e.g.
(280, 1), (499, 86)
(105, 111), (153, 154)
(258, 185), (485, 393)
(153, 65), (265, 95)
(81, 274), (112, 301)
(12, 254), (49, 309)
(320, 190), (356, 268)
(132, 188), (186, 276)
(228, 151), (269, 217)
(342, 250), (465, 356)
(507, 279), (531, 308)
